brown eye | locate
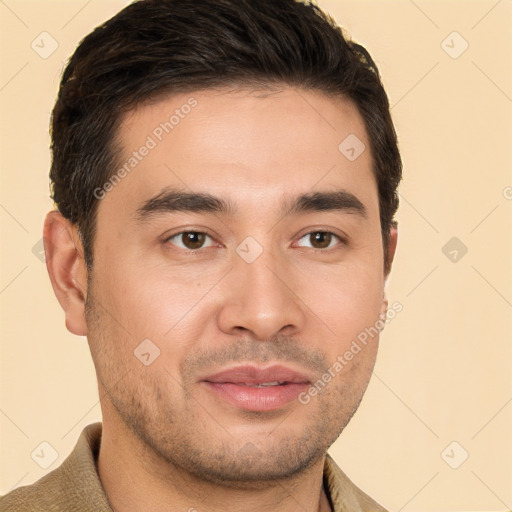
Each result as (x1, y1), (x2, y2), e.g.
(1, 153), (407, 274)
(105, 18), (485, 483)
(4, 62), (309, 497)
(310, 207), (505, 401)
(182, 232), (205, 249)
(310, 232), (332, 249)
(167, 231), (214, 250)
(297, 231), (341, 250)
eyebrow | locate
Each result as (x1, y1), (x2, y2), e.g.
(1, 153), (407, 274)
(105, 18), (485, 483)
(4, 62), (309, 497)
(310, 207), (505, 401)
(284, 190), (367, 218)
(134, 187), (367, 222)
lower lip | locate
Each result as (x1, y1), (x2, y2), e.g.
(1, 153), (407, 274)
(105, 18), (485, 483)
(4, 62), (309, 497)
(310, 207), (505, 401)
(203, 382), (309, 412)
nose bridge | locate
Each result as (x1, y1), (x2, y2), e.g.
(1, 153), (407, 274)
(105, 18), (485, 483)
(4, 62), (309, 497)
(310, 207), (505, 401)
(238, 240), (282, 298)
(217, 237), (305, 339)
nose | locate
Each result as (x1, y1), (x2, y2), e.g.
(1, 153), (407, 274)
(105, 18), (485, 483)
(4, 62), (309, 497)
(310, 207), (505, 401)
(216, 246), (306, 341)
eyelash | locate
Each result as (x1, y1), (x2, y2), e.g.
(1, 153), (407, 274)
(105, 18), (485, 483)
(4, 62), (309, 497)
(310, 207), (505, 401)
(164, 230), (346, 253)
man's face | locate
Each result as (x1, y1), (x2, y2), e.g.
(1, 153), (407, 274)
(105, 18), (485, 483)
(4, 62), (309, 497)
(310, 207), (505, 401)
(85, 87), (390, 484)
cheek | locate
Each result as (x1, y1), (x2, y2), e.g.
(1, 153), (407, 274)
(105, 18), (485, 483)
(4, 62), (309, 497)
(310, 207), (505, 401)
(91, 261), (217, 376)
(93, 258), (186, 335)
(298, 261), (384, 342)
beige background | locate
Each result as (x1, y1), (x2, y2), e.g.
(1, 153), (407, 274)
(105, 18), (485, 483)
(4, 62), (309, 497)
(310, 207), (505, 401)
(1, 1), (511, 510)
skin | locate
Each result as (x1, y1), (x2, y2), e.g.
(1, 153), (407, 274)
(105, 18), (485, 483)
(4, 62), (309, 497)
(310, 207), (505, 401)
(44, 86), (398, 512)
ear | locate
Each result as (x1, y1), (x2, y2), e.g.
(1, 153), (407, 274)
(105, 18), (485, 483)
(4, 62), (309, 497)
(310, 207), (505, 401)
(43, 210), (88, 336)
(385, 224), (398, 280)
(380, 224), (398, 320)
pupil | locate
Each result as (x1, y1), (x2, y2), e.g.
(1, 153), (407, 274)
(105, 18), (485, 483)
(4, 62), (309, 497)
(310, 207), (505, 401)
(312, 232), (330, 249)
(184, 232), (205, 249)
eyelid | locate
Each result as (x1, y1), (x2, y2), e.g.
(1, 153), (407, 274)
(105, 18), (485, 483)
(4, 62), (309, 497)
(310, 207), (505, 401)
(294, 230), (346, 250)
(294, 227), (349, 245)
(163, 227), (348, 252)
(163, 229), (220, 250)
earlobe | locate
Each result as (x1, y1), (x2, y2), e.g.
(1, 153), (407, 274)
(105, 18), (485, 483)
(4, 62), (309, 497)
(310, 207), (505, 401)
(384, 224), (398, 280)
(43, 210), (88, 336)
(381, 224), (398, 325)
(379, 294), (389, 329)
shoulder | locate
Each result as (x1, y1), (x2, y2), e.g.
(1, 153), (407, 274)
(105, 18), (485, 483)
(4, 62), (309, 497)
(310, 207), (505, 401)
(1, 423), (112, 512)
(324, 453), (388, 512)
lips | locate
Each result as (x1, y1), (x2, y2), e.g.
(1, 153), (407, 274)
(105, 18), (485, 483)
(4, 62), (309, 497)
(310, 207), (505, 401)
(201, 364), (311, 412)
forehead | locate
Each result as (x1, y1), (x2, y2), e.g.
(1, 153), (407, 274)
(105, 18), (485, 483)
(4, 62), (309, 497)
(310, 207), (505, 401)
(102, 87), (378, 219)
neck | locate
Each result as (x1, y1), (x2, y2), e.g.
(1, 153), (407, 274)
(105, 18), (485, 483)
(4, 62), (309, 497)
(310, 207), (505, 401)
(97, 413), (332, 512)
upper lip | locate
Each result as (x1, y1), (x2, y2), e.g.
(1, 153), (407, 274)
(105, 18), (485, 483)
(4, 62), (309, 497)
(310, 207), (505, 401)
(201, 364), (311, 385)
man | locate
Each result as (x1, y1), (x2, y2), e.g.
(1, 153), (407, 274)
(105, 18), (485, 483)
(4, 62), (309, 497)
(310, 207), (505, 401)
(1, 0), (401, 510)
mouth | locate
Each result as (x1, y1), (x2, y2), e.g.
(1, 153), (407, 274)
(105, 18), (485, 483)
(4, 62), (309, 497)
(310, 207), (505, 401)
(201, 364), (311, 412)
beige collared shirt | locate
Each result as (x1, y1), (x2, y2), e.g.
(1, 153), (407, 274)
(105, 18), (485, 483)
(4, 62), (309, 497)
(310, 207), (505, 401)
(1, 423), (387, 511)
